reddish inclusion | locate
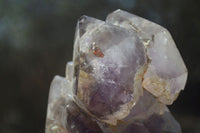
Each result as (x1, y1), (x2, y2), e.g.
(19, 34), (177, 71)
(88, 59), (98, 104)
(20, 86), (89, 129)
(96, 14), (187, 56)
(93, 48), (104, 57)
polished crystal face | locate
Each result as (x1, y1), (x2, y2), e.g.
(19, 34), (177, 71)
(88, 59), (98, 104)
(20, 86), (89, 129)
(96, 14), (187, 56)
(45, 9), (187, 133)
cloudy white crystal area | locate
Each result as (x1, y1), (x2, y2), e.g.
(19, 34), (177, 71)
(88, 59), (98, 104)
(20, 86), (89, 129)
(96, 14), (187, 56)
(45, 9), (187, 133)
(73, 15), (147, 124)
(106, 9), (188, 104)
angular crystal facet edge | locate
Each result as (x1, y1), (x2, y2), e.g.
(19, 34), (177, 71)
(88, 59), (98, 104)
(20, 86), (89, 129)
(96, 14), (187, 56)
(106, 9), (188, 105)
(45, 76), (73, 133)
(72, 15), (105, 95)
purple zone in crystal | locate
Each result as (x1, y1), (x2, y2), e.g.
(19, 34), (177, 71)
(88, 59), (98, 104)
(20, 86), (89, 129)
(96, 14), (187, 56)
(88, 62), (133, 117)
(66, 101), (103, 133)
(75, 19), (146, 120)
(89, 81), (133, 117)
(125, 123), (149, 133)
(144, 112), (182, 133)
(123, 112), (181, 133)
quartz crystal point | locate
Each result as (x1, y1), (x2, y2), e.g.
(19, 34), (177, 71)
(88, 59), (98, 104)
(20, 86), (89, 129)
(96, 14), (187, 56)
(106, 10), (188, 105)
(73, 15), (147, 124)
(45, 9), (187, 133)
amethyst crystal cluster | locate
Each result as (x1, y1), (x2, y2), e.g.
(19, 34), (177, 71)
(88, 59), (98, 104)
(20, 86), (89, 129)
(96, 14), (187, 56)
(45, 10), (187, 133)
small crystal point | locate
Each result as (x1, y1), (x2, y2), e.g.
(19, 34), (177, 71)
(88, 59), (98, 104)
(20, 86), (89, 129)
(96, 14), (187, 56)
(66, 61), (74, 81)
(45, 76), (72, 133)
